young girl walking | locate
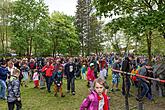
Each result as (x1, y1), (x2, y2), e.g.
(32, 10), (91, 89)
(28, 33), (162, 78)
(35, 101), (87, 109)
(80, 78), (110, 110)
(33, 69), (39, 88)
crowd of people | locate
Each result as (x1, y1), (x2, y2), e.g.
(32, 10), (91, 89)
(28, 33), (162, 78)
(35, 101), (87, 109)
(0, 53), (164, 110)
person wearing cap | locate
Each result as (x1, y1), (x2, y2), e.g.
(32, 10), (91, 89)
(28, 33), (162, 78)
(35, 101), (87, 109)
(86, 63), (96, 90)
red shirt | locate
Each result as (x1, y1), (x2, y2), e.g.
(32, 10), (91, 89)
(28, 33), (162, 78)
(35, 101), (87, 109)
(42, 64), (54, 77)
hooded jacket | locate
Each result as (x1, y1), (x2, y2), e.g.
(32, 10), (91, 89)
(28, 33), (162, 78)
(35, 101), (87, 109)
(87, 67), (95, 81)
(80, 90), (109, 110)
(7, 76), (21, 102)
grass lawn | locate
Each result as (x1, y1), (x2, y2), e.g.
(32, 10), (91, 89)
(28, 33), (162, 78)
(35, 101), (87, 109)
(0, 70), (165, 110)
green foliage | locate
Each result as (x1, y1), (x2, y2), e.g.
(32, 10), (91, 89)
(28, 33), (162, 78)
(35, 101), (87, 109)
(94, 0), (165, 57)
(10, 0), (49, 56)
(48, 11), (79, 56)
(0, 0), (12, 53)
(10, 0), (79, 57)
(75, 0), (105, 56)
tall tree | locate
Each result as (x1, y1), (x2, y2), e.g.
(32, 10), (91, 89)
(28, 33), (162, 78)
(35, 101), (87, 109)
(75, 0), (88, 56)
(10, 0), (49, 56)
(76, 0), (104, 56)
(0, 0), (12, 54)
(49, 11), (79, 57)
(93, 0), (165, 62)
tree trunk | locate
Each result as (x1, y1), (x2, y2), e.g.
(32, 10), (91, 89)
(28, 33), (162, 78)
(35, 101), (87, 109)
(34, 43), (37, 56)
(146, 31), (152, 64)
(135, 36), (138, 55)
(1, 14), (5, 54)
(81, 34), (84, 57)
(95, 48), (98, 55)
(5, 22), (8, 53)
(53, 40), (56, 57)
(27, 47), (29, 56)
(5, 9), (9, 53)
(29, 36), (33, 57)
(1, 31), (5, 54)
(53, 37), (57, 58)
(1, 35), (5, 54)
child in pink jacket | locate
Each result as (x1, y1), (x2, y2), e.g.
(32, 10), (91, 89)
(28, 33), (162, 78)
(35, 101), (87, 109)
(80, 78), (109, 110)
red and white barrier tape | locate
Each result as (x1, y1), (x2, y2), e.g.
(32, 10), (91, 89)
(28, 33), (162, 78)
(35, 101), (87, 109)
(112, 69), (165, 83)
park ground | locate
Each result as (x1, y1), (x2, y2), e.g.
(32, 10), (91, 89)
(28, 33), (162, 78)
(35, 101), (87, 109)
(0, 70), (165, 110)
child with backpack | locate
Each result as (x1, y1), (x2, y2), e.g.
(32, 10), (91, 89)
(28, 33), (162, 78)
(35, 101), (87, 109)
(53, 66), (65, 97)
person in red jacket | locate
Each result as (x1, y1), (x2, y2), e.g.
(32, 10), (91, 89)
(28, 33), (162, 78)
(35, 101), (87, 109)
(42, 61), (54, 93)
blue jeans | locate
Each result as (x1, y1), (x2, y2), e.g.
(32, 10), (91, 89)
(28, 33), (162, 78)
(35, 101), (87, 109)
(139, 80), (149, 99)
(45, 76), (52, 92)
(67, 77), (75, 92)
(0, 79), (6, 98)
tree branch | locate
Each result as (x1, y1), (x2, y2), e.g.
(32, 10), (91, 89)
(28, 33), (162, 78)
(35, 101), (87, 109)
(158, 0), (163, 4)
(153, 0), (158, 5)
(142, 0), (153, 10)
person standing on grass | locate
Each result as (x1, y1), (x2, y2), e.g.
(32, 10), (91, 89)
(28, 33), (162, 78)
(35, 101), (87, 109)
(81, 64), (86, 80)
(110, 58), (121, 92)
(52, 59), (63, 82)
(28, 59), (36, 81)
(7, 68), (22, 110)
(80, 78), (109, 110)
(121, 54), (133, 96)
(136, 63), (153, 101)
(64, 58), (76, 95)
(86, 63), (96, 91)
(99, 65), (107, 80)
(20, 63), (30, 87)
(0, 60), (10, 100)
(53, 66), (65, 97)
(33, 69), (39, 88)
(42, 61), (54, 93)
(100, 57), (108, 79)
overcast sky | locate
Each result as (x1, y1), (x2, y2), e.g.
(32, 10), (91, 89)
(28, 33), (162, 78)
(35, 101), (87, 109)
(44, 0), (77, 16)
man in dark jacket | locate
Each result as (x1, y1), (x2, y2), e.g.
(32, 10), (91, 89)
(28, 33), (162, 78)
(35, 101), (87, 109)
(121, 55), (133, 96)
(0, 60), (10, 100)
(64, 58), (76, 95)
